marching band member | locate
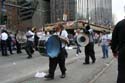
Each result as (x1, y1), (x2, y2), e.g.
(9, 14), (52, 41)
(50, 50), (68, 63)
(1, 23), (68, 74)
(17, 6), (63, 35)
(0, 30), (8, 56)
(33, 28), (39, 51)
(83, 24), (96, 64)
(45, 23), (69, 79)
(25, 28), (35, 59)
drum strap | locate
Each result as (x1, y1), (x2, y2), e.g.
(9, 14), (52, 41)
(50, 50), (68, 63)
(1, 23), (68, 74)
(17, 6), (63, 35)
(59, 30), (62, 36)
(59, 30), (68, 57)
(59, 31), (62, 50)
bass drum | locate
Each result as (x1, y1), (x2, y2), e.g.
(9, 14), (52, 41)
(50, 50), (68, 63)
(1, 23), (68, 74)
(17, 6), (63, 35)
(38, 35), (50, 56)
(45, 35), (61, 58)
(38, 40), (47, 56)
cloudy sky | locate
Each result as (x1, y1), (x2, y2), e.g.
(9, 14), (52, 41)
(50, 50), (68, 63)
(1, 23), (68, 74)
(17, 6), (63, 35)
(112, 0), (125, 24)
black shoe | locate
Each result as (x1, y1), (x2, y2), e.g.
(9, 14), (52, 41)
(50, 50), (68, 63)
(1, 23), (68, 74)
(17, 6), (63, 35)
(5, 54), (9, 56)
(17, 51), (22, 54)
(31, 49), (34, 54)
(27, 56), (32, 59)
(60, 74), (66, 78)
(102, 57), (106, 59)
(10, 53), (13, 55)
(83, 62), (89, 65)
(92, 59), (96, 64)
(44, 74), (54, 79)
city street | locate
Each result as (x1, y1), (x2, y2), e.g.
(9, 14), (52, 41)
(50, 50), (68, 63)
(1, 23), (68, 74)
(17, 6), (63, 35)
(0, 0), (124, 83)
(93, 60), (117, 83)
(0, 45), (117, 83)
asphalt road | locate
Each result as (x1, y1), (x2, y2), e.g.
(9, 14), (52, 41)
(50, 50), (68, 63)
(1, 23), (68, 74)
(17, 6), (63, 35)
(0, 45), (117, 83)
(93, 59), (117, 83)
(19, 46), (116, 83)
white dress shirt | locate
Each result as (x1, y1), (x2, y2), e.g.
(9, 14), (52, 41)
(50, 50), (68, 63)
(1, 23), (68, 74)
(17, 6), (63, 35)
(26, 30), (34, 42)
(54, 29), (69, 48)
(0, 32), (8, 40)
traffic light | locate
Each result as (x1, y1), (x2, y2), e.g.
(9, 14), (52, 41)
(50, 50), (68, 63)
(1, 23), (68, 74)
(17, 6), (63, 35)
(18, 0), (37, 21)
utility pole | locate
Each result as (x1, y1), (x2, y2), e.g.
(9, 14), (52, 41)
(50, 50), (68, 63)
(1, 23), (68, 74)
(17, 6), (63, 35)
(1, 0), (6, 25)
(95, 0), (97, 25)
(124, 5), (125, 19)
(75, 0), (78, 29)
(0, 1), (2, 24)
(86, 0), (89, 24)
(63, 0), (67, 22)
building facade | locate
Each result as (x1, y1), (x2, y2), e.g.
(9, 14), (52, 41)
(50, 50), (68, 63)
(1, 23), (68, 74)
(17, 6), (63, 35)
(1, 0), (112, 30)
(0, 0), (19, 29)
(17, 0), (50, 29)
(0, 0), (50, 30)
(51, 0), (112, 27)
(75, 0), (112, 26)
(32, 0), (50, 28)
(50, 0), (76, 23)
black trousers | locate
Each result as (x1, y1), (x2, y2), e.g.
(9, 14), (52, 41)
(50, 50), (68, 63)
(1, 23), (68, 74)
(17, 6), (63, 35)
(7, 42), (13, 54)
(34, 40), (38, 51)
(48, 48), (66, 77)
(84, 42), (96, 63)
(25, 41), (34, 57)
(1, 40), (8, 56)
(117, 46), (125, 83)
(16, 41), (22, 53)
(76, 44), (81, 54)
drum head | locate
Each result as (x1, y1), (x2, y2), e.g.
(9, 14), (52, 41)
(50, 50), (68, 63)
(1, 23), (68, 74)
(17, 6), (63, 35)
(45, 35), (61, 58)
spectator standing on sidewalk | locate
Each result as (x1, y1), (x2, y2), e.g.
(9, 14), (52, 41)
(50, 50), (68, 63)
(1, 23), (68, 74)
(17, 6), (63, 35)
(111, 18), (125, 83)
(98, 31), (110, 59)
(15, 30), (22, 54)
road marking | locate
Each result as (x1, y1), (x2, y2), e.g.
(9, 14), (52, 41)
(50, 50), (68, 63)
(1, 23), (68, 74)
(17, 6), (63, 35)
(88, 58), (114, 83)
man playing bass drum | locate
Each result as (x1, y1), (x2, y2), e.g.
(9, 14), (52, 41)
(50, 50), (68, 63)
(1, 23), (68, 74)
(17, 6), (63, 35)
(45, 23), (69, 79)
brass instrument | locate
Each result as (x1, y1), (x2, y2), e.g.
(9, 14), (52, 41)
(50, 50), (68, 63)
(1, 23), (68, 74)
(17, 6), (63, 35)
(76, 33), (89, 47)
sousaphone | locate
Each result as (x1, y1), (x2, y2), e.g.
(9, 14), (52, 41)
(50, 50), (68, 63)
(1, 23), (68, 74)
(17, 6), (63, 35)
(76, 34), (89, 47)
